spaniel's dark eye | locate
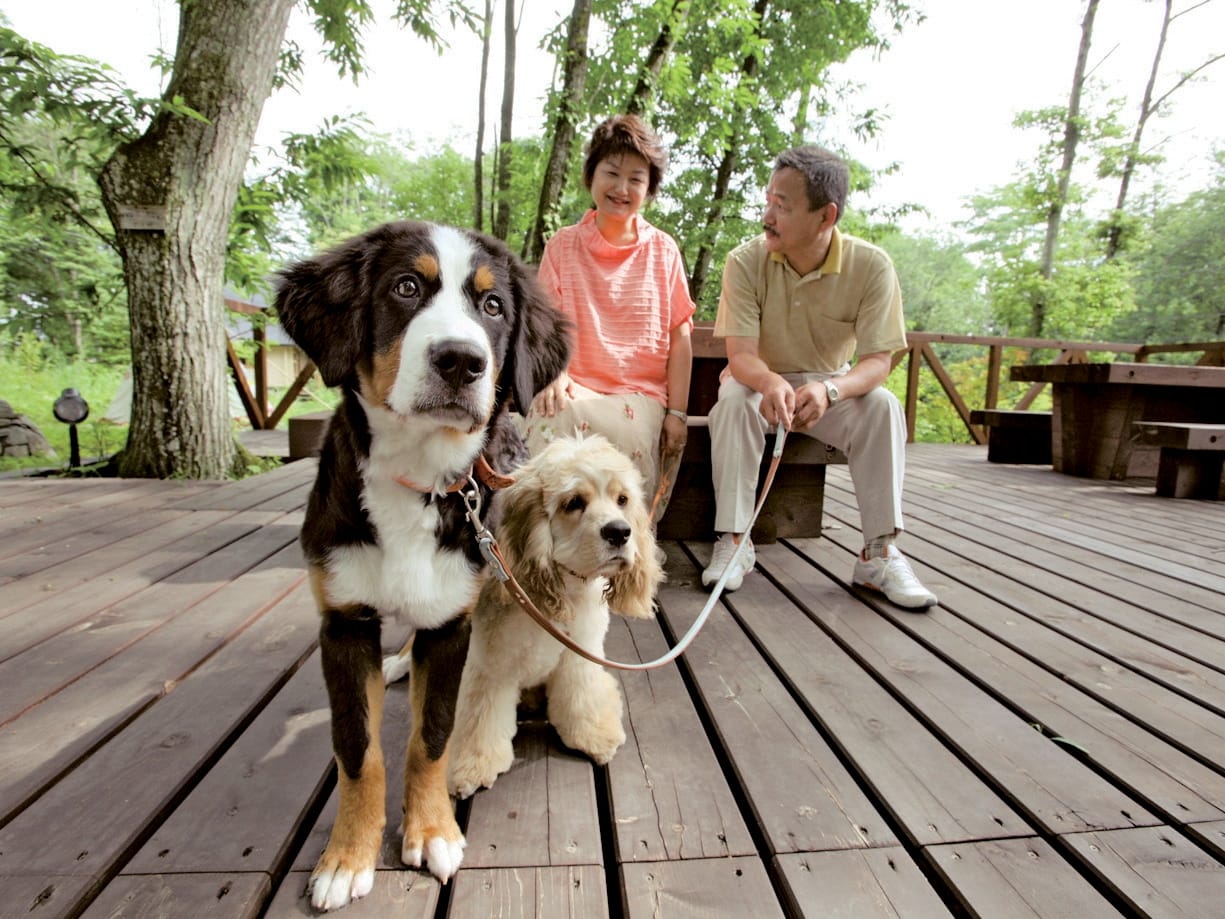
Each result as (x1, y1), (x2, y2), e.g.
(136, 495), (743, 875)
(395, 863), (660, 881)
(393, 277), (421, 299)
(564, 494), (586, 514)
(617, 493), (629, 507)
(482, 294), (504, 318)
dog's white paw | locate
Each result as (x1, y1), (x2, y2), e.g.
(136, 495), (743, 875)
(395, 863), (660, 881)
(382, 652), (412, 685)
(310, 861), (375, 911)
(401, 833), (466, 883)
(559, 720), (626, 766)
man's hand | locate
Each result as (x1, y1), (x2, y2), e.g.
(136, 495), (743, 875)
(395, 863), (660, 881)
(792, 380), (831, 431)
(531, 372), (572, 417)
(757, 374), (796, 430)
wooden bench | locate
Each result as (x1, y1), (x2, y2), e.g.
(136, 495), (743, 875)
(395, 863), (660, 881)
(969, 409), (1052, 465)
(1131, 421), (1225, 499)
(656, 323), (845, 543)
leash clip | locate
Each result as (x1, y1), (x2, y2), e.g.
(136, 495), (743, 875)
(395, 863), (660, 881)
(462, 475), (510, 582)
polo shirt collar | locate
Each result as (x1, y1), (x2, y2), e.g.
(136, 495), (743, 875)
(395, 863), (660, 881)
(768, 227), (843, 278)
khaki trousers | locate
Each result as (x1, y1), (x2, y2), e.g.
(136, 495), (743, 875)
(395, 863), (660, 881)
(708, 373), (907, 541)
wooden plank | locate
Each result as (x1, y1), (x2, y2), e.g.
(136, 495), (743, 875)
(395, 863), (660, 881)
(620, 857), (784, 918)
(123, 649), (332, 874)
(605, 615), (758, 862)
(264, 870), (438, 917)
(774, 849), (953, 918)
(815, 495), (1225, 773)
(687, 541), (1032, 847)
(0, 508), (257, 620)
(928, 837), (1126, 917)
(656, 544), (900, 853)
(1184, 820), (1225, 861)
(1063, 826), (1225, 915)
(800, 536), (1225, 823)
(79, 873), (270, 919)
(756, 542), (1160, 835)
(1132, 421), (1225, 451)
(449, 866), (608, 917)
(462, 722), (603, 869)
(0, 511), (301, 723)
(0, 583), (319, 890)
(0, 507), (189, 580)
(0, 542), (306, 823)
(1011, 362), (1225, 387)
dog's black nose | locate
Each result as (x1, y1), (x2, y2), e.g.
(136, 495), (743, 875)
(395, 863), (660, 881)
(430, 340), (487, 388)
(601, 520), (631, 548)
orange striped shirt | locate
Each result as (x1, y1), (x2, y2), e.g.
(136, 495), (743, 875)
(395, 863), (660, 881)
(537, 210), (695, 405)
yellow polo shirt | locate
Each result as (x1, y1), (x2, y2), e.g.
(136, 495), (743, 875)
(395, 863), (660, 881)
(713, 229), (907, 373)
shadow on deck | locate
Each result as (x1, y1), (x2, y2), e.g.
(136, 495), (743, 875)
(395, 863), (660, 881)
(1, 444), (1223, 917)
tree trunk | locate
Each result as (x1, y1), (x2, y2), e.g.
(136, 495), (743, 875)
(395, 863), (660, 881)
(492, 0), (518, 241)
(474, 0), (493, 231)
(525, 0), (592, 263)
(99, 0), (295, 478)
(689, 0), (768, 306)
(625, 0), (688, 117)
(1035, 0), (1099, 336)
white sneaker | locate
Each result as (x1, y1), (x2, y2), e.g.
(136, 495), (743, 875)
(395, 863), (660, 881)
(701, 534), (755, 592)
(852, 546), (937, 610)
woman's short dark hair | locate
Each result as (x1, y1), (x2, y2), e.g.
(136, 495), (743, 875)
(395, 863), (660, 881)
(774, 146), (849, 220)
(582, 114), (668, 197)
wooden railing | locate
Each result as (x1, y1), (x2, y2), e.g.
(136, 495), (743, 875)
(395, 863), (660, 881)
(895, 332), (1225, 444)
(231, 313), (1225, 443)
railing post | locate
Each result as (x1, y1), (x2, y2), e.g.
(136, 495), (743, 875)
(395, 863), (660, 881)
(986, 344), (1001, 410)
(905, 344), (920, 442)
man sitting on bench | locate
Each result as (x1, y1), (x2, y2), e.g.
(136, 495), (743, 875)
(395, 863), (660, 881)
(702, 144), (937, 610)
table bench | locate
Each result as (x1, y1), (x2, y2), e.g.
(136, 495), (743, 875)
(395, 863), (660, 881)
(287, 410), (332, 459)
(968, 409), (1052, 464)
(1131, 421), (1225, 500)
(1010, 362), (1225, 479)
(655, 324), (845, 543)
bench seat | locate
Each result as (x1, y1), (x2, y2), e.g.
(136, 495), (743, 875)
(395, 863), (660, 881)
(1131, 421), (1225, 500)
(656, 419), (845, 543)
(969, 409), (1052, 465)
(287, 410), (332, 460)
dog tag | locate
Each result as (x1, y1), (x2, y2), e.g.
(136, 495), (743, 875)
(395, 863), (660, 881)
(478, 535), (510, 581)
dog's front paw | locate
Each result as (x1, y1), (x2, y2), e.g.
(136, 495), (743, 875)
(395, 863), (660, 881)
(560, 719), (626, 765)
(310, 847), (377, 912)
(400, 816), (465, 883)
(448, 742), (515, 799)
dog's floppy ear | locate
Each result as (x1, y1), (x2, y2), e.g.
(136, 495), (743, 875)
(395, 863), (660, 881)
(274, 233), (375, 387)
(494, 465), (570, 620)
(606, 490), (665, 620)
(507, 259), (571, 414)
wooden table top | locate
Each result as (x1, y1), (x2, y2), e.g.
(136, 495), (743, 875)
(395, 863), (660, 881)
(1010, 361), (1225, 387)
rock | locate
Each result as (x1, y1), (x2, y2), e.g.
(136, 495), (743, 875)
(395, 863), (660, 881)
(0, 400), (56, 457)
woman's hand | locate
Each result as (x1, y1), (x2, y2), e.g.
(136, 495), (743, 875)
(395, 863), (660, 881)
(660, 411), (688, 456)
(531, 372), (572, 417)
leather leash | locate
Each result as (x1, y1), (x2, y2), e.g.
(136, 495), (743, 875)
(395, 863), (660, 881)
(462, 423), (789, 672)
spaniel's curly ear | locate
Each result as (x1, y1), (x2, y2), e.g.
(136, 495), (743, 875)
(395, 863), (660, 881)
(494, 465), (569, 620)
(606, 490), (664, 620)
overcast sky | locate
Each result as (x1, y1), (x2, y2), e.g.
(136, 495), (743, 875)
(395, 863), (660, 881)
(5, 0), (1223, 232)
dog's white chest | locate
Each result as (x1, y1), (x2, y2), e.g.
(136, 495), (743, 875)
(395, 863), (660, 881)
(324, 479), (480, 629)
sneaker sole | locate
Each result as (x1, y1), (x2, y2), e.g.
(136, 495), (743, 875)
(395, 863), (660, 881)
(853, 578), (936, 611)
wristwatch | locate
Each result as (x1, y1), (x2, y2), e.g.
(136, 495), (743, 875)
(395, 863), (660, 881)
(822, 379), (840, 404)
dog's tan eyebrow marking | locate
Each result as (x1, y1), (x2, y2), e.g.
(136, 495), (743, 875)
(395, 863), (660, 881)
(473, 264), (496, 293)
(415, 254), (440, 281)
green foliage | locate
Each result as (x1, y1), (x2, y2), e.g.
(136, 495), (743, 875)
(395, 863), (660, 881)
(874, 230), (989, 334)
(0, 332), (128, 471)
(1110, 152), (1225, 344)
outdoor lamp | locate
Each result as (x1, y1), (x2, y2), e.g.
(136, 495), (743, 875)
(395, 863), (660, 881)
(53, 387), (90, 469)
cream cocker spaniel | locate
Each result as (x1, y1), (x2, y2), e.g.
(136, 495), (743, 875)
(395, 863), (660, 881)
(448, 434), (664, 799)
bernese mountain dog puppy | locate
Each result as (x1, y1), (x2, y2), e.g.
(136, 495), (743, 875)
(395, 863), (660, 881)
(275, 221), (569, 911)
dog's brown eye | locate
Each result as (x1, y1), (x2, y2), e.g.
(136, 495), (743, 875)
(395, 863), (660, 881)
(617, 494), (629, 507)
(564, 495), (586, 514)
(482, 294), (504, 317)
(394, 277), (421, 299)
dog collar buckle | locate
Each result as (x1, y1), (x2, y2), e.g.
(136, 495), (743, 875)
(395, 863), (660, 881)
(461, 476), (509, 582)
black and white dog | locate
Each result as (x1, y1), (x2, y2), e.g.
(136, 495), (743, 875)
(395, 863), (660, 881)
(275, 221), (569, 911)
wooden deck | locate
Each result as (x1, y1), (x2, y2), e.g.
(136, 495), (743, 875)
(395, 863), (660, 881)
(2, 444), (1224, 918)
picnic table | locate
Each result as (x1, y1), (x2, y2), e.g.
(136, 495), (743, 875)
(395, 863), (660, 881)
(1009, 361), (1225, 480)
